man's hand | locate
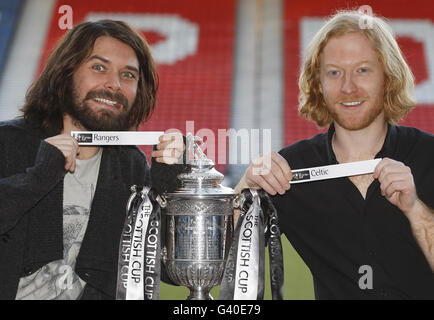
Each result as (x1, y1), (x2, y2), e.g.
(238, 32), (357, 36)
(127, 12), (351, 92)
(237, 151), (292, 195)
(45, 134), (80, 172)
(374, 158), (434, 271)
(373, 157), (418, 216)
(151, 132), (185, 165)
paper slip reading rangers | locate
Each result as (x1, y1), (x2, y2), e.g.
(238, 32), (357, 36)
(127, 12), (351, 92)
(290, 158), (381, 184)
(71, 131), (164, 145)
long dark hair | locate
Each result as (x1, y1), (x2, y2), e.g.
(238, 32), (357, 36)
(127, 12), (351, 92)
(21, 20), (159, 135)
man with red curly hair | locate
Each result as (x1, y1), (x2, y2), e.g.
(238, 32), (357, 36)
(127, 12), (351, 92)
(237, 11), (434, 299)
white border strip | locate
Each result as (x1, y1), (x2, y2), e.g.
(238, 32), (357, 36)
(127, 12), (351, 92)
(71, 131), (164, 145)
(291, 159), (381, 184)
(0, 0), (56, 121)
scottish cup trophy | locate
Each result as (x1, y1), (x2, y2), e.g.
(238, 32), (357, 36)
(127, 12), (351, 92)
(161, 135), (237, 300)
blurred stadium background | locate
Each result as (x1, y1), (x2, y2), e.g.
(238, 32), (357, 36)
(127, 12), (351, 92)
(1, 0), (433, 300)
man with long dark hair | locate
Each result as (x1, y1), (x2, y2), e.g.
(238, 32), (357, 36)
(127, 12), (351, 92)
(0, 20), (184, 299)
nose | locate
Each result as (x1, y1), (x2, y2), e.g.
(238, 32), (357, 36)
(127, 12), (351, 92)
(341, 74), (357, 95)
(104, 71), (121, 92)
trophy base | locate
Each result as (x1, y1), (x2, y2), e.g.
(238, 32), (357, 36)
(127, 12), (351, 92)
(187, 288), (213, 300)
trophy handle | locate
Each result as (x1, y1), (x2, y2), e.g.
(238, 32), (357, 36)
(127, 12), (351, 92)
(161, 246), (167, 264)
(156, 194), (167, 208)
(233, 194), (242, 209)
(126, 185), (138, 213)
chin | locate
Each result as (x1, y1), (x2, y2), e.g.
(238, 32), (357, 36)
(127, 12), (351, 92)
(336, 116), (384, 131)
(333, 107), (384, 131)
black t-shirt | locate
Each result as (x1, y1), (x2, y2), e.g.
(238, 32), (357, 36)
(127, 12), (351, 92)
(272, 124), (434, 299)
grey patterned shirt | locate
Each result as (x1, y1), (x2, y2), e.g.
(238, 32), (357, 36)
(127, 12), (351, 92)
(16, 148), (102, 300)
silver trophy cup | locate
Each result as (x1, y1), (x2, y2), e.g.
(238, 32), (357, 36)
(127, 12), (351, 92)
(161, 135), (236, 300)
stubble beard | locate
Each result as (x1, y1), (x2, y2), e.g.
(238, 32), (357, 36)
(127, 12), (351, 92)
(327, 94), (384, 131)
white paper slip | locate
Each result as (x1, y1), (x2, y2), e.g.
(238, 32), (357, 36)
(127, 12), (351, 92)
(290, 158), (382, 184)
(71, 131), (164, 145)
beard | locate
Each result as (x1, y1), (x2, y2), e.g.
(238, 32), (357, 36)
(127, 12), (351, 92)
(326, 93), (384, 131)
(65, 87), (132, 131)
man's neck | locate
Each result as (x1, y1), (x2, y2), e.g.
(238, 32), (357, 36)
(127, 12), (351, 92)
(62, 114), (100, 160)
(332, 117), (388, 163)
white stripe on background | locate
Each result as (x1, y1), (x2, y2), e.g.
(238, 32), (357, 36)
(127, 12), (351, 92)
(0, 0), (56, 121)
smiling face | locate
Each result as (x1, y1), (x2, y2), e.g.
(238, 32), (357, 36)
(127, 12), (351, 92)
(69, 36), (139, 131)
(319, 32), (386, 131)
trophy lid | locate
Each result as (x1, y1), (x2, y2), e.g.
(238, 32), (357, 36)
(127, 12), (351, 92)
(166, 134), (235, 198)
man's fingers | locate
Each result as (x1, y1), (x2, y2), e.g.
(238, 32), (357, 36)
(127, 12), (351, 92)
(373, 157), (391, 178)
(253, 161), (290, 193)
(375, 159), (413, 198)
(72, 139), (80, 156)
(379, 171), (413, 197)
(155, 156), (178, 165)
(249, 165), (288, 195)
(45, 134), (79, 172)
(271, 157), (291, 189)
(262, 172), (286, 195)
(158, 133), (184, 149)
(379, 172), (407, 189)
(159, 132), (181, 141)
(374, 158), (418, 213)
(65, 145), (78, 172)
(271, 151), (292, 181)
(152, 148), (184, 165)
(157, 139), (184, 151)
(154, 133), (185, 165)
(152, 148), (182, 159)
(249, 174), (280, 195)
(250, 152), (291, 194)
(373, 157), (406, 179)
(64, 153), (76, 172)
(379, 166), (411, 185)
(383, 180), (407, 198)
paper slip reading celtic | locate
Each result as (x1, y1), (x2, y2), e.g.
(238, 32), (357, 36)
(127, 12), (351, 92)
(290, 158), (382, 184)
(71, 131), (164, 145)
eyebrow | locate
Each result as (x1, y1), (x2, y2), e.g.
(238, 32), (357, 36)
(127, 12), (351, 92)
(325, 61), (374, 68)
(87, 55), (139, 74)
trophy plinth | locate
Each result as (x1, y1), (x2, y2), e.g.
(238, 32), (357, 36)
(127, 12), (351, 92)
(161, 135), (236, 300)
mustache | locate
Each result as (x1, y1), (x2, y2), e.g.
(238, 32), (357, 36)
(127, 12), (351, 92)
(84, 90), (129, 108)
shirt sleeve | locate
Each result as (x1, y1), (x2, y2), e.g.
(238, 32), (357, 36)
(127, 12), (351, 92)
(149, 136), (188, 194)
(412, 131), (434, 210)
(416, 163), (434, 210)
